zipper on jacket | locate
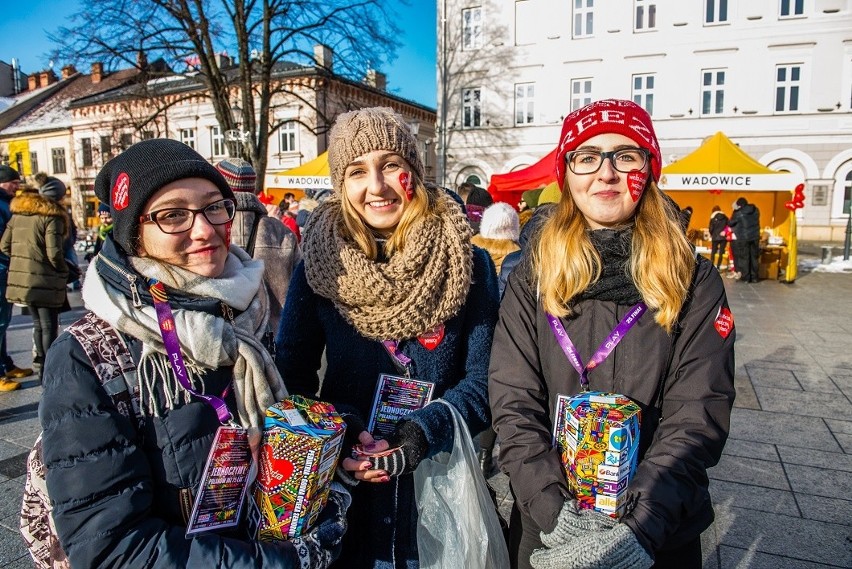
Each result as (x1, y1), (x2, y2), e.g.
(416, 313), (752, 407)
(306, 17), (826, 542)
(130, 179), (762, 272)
(97, 254), (143, 307)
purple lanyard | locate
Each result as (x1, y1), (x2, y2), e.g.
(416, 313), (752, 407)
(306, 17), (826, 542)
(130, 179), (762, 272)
(381, 340), (412, 377)
(148, 279), (233, 424)
(546, 303), (647, 392)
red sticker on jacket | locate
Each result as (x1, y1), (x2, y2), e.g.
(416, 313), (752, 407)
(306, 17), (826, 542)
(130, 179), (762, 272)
(399, 172), (413, 201)
(714, 307), (734, 338)
(627, 169), (647, 202)
(418, 323), (445, 351)
(112, 172), (130, 211)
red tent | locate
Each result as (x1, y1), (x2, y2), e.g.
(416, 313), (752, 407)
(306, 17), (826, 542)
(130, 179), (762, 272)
(487, 147), (558, 205)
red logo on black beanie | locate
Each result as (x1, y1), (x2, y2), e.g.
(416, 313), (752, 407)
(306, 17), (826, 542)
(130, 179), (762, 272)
(113, 172), (130, 211)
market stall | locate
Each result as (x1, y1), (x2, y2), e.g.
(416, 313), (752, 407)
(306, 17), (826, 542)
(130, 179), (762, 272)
(486, 148), (557, 206)
(658, 132), (804, 282)
(263, 151), (331, 204)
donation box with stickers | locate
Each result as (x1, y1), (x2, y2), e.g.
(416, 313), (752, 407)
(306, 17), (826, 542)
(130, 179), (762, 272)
(553, 392), (641, 519)
(248, 395), (346, 540)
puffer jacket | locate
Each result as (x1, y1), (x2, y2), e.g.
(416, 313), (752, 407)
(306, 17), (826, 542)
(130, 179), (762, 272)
(0, 193), (68, 307)
(489, 255), (735, 555)
(471, 235), (519, 273)
(231, 192), (301, 332)
(0, 190), (12, 278)
(708, 210), (729, 242)
(39, 238), (301, 568)
(729, 203), (760, 241)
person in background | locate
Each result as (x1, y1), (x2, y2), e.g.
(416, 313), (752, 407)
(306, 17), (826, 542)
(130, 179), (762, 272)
(708, 205), (729, 271)
(0, 166), (33, 391)
(216, 158), (300, 333)
(281, 200), (301, 242)
(490, 99), (735, 569)
(678, 205), (694, 233)
(39, 139), (348, 568)
(728, 196), (760, 283)
(92, 202), (113, 257)
(457, 181), (494, 232)
(1, 176), (70, 381)
(276, 107), (500, 567)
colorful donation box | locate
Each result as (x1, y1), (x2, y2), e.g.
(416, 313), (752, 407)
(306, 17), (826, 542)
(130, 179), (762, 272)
(553, 392), (641, 518)
(248, 395), (346, 540)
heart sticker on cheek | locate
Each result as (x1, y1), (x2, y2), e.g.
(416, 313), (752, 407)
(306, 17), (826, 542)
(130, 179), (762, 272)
(399, 172), (414, 201)
(224, 220), (232, 245)
(627, 170), (648, 202)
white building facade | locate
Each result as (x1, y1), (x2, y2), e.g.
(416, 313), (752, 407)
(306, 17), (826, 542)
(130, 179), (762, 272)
(437, 0), (852, 240)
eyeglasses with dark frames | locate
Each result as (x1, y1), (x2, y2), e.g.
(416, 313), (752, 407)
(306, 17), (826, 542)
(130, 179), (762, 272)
(565, 148), (649, 175)
(139, 198), (236, 234)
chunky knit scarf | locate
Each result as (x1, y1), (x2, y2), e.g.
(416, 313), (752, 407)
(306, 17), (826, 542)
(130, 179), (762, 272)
(302, 193), (473, 340)
(577, 227), (643, 305)
(81, 246), (288, 429)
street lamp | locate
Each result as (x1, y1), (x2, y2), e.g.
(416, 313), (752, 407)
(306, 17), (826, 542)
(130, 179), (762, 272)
(225, 101), (250, 156)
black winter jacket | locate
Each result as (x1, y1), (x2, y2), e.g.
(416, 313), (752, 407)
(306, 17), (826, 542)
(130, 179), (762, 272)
(729, 203), (760, 242)
(708, 211), (729, 242)
(489, 255), (735, 555)
(39, 240), (301, 568)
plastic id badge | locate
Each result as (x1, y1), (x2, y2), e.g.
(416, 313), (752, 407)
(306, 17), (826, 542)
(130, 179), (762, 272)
(186, 425), (253, 536)
(367, 374), (435, 439)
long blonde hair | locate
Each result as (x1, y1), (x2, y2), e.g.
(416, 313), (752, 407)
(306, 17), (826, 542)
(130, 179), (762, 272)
(339, 171), (439, 260)
(531, 181), (694, 332)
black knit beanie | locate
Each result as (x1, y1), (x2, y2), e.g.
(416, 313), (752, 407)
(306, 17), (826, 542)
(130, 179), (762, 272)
(94, 139), (235, 254)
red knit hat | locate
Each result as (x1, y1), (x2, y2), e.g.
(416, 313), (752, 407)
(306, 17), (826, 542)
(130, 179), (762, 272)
(554, 99), (662, 189)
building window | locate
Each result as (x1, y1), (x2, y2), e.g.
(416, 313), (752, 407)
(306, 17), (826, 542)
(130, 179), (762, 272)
(180, 128), (196, 149)
(51, 148), (66, 174)
(279, 121), (298, 152)
(632, 74), (655, 115)
(119, 132), (133, 150)
(573, 0), (594, 38)
(462, 87), (482, 128)
(29, 151), (38, 174)
(14, 152), (23, 174)
(635, 0), (656, 31)
(571, 78), (593, 111)
(705, 0), (728, 24)
(780, 0), (804, 17)
(211, 126), (226, 156)
(100, 136), (112, 161)
(142, 130), (155, 140)
(462, 7), (483, 50)
(81, 138), (93, 167)
(844, 171), (852, 215)
(514, 83), (535, 125)
(775, 64), (801, 112)
(701, 69), (725, 115)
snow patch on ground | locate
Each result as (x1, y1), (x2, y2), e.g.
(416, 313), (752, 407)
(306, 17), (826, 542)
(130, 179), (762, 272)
(803, 257), (852, 273)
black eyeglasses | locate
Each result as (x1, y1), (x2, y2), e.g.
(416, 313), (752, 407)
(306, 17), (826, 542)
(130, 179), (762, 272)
(139, 198), (236, 234)
(565, 148), (649, 175)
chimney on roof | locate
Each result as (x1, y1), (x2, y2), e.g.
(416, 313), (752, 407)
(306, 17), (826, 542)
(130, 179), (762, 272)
(215, 52), (232, 69)
(91, 62), (103, 84)
(364, 69), (386, 91)
(137, 50), (148, 69)
(39, 69), (58, 87)
(61, 64), (77, 79)
(314, 44), (333, 72)
(27, 74), (37, 90)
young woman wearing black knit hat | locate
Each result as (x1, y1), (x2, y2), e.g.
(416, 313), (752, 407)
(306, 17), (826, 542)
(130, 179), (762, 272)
(35, 139), (349, 568)
(489, 100), (735, 569)
(275, 107), (500, 567)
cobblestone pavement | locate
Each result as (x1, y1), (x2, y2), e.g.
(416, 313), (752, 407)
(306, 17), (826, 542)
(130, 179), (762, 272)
(1, 259), (851, 567)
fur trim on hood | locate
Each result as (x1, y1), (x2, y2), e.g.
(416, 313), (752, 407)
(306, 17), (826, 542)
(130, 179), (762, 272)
(11, 192), (69, 219)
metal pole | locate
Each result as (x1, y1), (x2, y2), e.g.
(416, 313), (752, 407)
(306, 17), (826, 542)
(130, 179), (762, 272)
(844, 210), (851, 261)
(439, 0), (448, 187)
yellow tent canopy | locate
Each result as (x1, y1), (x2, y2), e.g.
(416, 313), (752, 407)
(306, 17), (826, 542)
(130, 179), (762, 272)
(264, 151), (331, 192)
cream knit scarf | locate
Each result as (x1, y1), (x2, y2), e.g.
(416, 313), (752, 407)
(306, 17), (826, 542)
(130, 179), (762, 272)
(302, 193), (473, 340)
(81, 246), (288, 429)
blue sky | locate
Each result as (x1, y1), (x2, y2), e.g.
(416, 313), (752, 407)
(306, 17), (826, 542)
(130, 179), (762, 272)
(0, 0), (437, 108)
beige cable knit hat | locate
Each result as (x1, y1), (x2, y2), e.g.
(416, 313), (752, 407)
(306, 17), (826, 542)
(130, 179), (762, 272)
(327, 107), (424, 193)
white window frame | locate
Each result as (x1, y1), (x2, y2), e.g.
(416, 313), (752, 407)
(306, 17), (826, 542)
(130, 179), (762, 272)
(462, 87), (482, 129)
(81, 137), (93, 167)
(514, 83), (535, 125)
(573, 0), (594, 38)
(210, 125), (226, 157)
(462, 7), (483, 51)
(29, 151), (38, 174)
(180, 128), (196, 150)
(571, 78), (593, 111)
(632, 74), (655, 116)
(704, 0), (728, 24)
(635, 0), (656, 31)
(51, 148), (66, 174)
(780, 0), (804, 18)
(279, 121), (298, 153)
(775, 64), (801, 112)
(701, 69), (726, 116)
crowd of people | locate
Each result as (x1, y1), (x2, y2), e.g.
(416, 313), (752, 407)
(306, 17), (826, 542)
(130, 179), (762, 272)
(5, 100), (735, 569)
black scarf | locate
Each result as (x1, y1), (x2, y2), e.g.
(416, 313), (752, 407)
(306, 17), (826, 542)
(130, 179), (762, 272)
(576, 227), (642, 305)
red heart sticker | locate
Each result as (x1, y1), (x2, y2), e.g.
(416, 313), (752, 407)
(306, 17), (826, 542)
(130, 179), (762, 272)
(627, 169), (647, 202)
(714, 307), (734, 339)
(112, 172), (130, 211)
(399, 172), (413, 201)
(418, 323), (445, 351)
(257, 444), (294, 491)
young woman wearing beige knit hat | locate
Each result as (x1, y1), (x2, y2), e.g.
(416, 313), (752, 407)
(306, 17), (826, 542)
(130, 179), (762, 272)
(275, 106), (500, 567)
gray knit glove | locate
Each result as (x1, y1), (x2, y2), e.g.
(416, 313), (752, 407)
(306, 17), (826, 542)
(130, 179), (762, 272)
(540, 500), (617, 548)
(530, 522), (653, 569)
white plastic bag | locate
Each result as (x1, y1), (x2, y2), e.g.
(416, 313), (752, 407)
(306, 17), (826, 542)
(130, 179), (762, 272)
(414, 400), (510, 569)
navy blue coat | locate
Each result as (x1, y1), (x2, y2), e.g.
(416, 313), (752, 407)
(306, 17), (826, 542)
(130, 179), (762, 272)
(275, 247), (500, 568)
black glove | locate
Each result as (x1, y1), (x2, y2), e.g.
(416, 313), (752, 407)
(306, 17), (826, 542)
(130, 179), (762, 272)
(366, 420), (428, 478)
(290, 482), (352, 569)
